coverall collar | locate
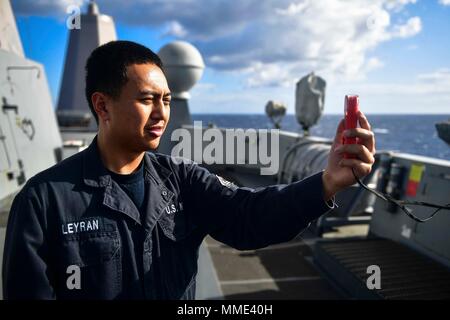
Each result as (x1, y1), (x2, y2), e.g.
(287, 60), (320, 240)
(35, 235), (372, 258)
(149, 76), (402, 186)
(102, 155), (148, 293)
(82, 135), (173, 188)
(82, 136), (175, 227)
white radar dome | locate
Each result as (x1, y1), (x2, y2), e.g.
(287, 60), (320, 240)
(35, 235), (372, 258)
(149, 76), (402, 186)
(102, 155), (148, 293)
(158, 41), (205, 99)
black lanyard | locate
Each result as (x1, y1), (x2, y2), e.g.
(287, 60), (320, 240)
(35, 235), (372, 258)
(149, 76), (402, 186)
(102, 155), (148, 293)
(352, 168), (450, 223)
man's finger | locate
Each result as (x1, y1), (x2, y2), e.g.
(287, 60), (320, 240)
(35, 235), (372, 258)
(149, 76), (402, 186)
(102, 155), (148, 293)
(339, 159), (373, 178)
(336, 144), (375, 164)
(358, 111), (376, 153)
(343, 128), (375, 153)
(344, 128), (373, 140)
(334, 119), (345, 146)
(358, 111), (372, 131)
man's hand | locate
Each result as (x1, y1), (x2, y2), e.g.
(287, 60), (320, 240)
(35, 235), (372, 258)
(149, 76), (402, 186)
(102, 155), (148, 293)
(322, 111), (376, 201)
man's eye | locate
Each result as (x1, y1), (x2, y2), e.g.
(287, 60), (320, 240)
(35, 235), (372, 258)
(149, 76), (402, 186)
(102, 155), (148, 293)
(140, 98), (152, 104)
(164, 99), (171, 105)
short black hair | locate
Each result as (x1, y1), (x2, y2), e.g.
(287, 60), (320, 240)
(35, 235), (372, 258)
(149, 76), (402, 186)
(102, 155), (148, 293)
(85, 40), (164, 123)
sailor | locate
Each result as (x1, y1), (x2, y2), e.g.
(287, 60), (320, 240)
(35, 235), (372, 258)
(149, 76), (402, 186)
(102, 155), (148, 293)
(2, 40), (376, 299)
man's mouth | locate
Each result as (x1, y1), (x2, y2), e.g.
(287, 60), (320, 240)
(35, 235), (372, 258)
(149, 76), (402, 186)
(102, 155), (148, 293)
(146, 125), (164, 137)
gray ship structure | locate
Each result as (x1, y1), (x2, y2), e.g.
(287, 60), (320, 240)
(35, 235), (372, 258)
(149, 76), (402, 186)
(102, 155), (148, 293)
(1, 1), (449, 300)
(436, 120), (450, 146)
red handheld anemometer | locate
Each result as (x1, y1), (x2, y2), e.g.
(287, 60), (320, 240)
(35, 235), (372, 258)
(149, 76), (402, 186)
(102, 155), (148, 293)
(343, 95), (359, 159)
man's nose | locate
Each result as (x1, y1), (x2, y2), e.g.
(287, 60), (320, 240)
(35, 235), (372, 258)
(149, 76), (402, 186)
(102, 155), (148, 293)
(151, 98), (168, 120)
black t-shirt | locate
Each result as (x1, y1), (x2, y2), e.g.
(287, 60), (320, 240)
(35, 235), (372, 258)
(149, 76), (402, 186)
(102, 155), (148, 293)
(108, 160), (146, 215)
(109, 160), (147, 290)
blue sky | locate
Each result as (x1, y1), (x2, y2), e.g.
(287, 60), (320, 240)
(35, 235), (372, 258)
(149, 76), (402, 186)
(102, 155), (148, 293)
(12, 0), (450, 114)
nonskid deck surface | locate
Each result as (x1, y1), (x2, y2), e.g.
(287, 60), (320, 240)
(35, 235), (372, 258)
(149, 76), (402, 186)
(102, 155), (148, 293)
(204, 235), (341, 299)
(315, 238), (450, 300)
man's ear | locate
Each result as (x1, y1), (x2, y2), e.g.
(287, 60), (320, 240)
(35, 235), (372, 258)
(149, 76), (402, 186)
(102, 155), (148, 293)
(91, 92), (110, 123)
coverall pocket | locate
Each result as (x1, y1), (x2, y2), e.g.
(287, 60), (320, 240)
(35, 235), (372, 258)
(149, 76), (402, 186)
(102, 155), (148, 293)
(56, 231), (122, 299)
(61, 231), (121, 266)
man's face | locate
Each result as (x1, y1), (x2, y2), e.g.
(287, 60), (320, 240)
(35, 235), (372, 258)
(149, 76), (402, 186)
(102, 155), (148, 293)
(105, 63), (171, 151)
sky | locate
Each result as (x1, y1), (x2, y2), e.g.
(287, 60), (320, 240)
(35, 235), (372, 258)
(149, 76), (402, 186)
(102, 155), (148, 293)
(11, 0), (450, 114)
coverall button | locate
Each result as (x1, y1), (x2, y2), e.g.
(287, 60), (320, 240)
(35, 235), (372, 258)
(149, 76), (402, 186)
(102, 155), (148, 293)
(162, 190), (168, 196)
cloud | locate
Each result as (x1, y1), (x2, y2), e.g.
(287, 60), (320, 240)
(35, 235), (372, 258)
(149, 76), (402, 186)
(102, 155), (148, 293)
(391, 16), (422, 38)
(347, 68), (450, 95)
(439, 0), (450, 6)
(416, 68), (450, 91)
(162, 21), (188, 38)
(245, 62), (294, 88)
(183, 0), (421, 87)
(384, 0), (417, 11)
(11, 0), (83, 16)
(191, 82), (217, 93)
(189, 68), (450, 114)
(406, 44), (419, 50)
(12, 0), (422, 87)
(275, 1), (309, 16)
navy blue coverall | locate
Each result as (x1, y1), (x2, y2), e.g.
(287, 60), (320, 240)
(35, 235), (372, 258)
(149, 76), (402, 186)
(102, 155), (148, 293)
(2, 137), (334, 299)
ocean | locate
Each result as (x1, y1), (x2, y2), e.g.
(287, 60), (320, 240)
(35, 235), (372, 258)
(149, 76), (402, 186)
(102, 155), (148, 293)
(191, 114), (450, 161)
